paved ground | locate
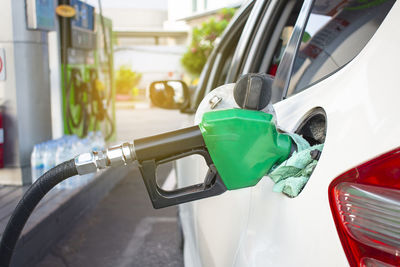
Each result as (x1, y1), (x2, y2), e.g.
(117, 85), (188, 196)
(113, 102), (192, 142)
(36, 102), (189, 267)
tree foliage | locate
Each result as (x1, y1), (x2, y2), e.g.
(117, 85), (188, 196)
(181, 8), (236, 76)
(115, 66), (142, 95)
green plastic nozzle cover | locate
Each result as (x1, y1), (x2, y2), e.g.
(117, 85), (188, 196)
(199, 109), (292, 190)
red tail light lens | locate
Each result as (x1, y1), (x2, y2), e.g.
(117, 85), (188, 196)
(329, 148), (400, 267)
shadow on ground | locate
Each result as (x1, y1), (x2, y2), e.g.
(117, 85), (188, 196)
(36, 164), (184, 267)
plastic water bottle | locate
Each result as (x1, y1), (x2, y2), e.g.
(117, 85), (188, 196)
(87, 131), (95, 150)
(55, 139), (65, 166)
(31, 145), (38, 182)
(79, 137), (94, 186)
(67, 137), (77, 189)
(31, 144), (44, 183)
(35, 134), (102, 189)
(94, 131), (105, 151)
(56, 137), (75, 189)
(54, 140), (65, 189)
(43, 143), (53, 175)
(70, 135), (80, 158)
(37, 144), (45, 179)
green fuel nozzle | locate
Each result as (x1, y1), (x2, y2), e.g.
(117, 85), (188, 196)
(75, 73), (295, 208)
(131, 108), (292, 208)
(199, 109), (292, 190)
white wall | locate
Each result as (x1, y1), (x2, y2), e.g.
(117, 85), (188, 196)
(167, 0), (192, 22)
(85, 0), (168, 30)
(85, 0), (167, 9)
(167, 0), (244, 21)
(102, 8), (167, 30)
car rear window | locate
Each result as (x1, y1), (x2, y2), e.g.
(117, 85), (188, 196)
(286, 0), (396, 97)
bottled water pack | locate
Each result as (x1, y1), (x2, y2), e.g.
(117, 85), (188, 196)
(30, 131), (105, 189)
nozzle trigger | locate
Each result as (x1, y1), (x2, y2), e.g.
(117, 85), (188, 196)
(138, 147), (227, 209)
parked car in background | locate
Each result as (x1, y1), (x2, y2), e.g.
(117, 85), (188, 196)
(150, 0), (400, 266)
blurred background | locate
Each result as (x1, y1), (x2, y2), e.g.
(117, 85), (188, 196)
(0, 0), (242, 184)
(0, 0), (243, 266)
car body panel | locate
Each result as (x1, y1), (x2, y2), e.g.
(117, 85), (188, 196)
(233, 4), (400, 264)
(179, 1), (400, 266)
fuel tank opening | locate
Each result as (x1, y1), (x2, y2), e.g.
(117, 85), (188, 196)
(295, 108), (326, 145)
(267, 108), (326, 197)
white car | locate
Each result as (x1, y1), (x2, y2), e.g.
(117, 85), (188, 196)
(151, 0), (400, 266)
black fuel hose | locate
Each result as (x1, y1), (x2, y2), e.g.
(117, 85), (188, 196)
(87, 68), (115, 140)
(0, 160), (78, 267)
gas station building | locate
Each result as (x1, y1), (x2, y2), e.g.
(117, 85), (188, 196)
(0, 0), (115, 185)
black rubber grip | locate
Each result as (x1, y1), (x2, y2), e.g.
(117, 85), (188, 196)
(134, 126), (205, 162)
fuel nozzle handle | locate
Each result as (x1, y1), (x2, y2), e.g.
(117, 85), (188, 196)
(133, 126), (227, 209)
(133, 126), (205, 162)
(75, 126), (227, 209)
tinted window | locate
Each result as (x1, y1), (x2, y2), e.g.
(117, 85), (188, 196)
(193, 2), (253, 108)
(215, 28), (244, 87)
(286, 0), (395, 97)
(267, 26), (295, 76)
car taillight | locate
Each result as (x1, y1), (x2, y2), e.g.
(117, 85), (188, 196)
(329, 147), (400, 267)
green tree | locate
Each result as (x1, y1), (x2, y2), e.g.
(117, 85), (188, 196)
(181, 8), (236, 76)
(115, 66), (142, 95)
